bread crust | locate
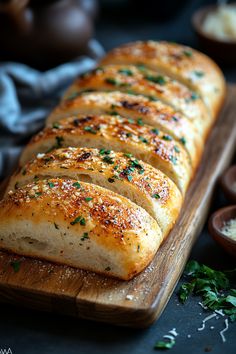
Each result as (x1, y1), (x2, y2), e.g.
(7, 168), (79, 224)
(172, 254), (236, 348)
(100, 41), (226, 119)
(47, 91), (203, 169)
(7, 147), (183, 237)
(0, 179), (162, 280)
(63, 64), (211, 137)
(20, 115), (192, 194)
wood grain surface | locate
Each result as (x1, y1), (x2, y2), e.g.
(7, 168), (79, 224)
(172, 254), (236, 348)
(0, 85), (235, 328)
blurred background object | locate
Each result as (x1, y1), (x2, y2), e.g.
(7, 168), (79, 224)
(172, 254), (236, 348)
(192, 2), (236, 65)
(0, 0), (99, 68)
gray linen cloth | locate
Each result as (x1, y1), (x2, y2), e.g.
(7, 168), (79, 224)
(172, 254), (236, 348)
(0, 39), (104, 180)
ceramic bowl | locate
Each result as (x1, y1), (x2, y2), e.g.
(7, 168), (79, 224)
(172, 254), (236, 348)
(192, 4), (236, 65)
(220, 165), (236, 203)
(208, 205), (236, 258)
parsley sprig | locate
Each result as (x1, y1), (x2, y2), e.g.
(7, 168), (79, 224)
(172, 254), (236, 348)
(179, 260), (236, 322)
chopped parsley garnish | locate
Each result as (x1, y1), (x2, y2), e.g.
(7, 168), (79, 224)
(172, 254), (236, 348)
(151, 128), (159, 135)
(85, 197), (93, 202)
(180, 137), (186, 145)
(66, 91), (79, 101)
(137, 118), (144, 126)
(174, 146), (180, 153)
(118, 69), (133, 76)
(73, 182), (81, 189)
(99, 149), (111, 155)
(10, 260), (21, 273)
(170, 156), (177, 165)
(183, 50), (192, 57)
(54, 223), (59, 230)
(55, 136), (64, 148)
(139, 136), (148, 144)
(109, 111), (119, 116)
(179, 260), (236, 322)
(136, 63), (146, 71)
(152, 193), (160, 199)
(162, 134), (173, 141)
(190, 92), (199, 101)
(128, 118), (135, 124)
(105, 77), (118, 85)
(124, 153), (133, 158)
(52, 122), (60, 129)
(48, 182), (55, 188)
(144, 74), (166, 85)
(81, 232), (89, 241)
(103, 156), (114, 164)
(127, 175), (133, 182)
(70, 216), (86, 226)
(154, 339), (175, 350)
(194, 70), (205, 77)
(84, 126), (97, 134)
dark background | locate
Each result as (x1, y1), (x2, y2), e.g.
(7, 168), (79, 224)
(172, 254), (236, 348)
(0, 0), (235, 353)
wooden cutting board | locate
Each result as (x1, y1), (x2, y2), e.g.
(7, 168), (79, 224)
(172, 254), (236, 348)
(0, 85), (235, 328)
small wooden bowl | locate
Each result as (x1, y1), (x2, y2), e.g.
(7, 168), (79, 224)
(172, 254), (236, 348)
(208, 205), (236, 258)
(192, 5), (236, 65)
(220, 165), (236, 203)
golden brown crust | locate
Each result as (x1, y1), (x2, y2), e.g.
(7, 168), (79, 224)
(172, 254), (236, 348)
(100, 41), (226, 119)
(19, 114), (192, 194)
(7, 147), (183, 236)
(63, 64), (211, 137)
(47, 91), (203, 169)
(0, 179), (162, 279)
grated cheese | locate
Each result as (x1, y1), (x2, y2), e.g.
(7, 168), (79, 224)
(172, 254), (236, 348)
(203, 5), (236, 41)
(220, 219), (236, 240)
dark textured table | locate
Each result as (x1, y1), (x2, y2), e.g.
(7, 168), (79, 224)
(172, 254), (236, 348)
(0, 0), (235, 353)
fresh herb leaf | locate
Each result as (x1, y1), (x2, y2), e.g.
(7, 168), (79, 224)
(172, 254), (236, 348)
(145, 75), (166, 85)
(103, 156), (114, 164)
(152, 193), (161, 199)
(99, 149), (111, 155)
(10, 260), (21, 273)
(85, 197), (93, 202)
(81, 232), (89, 241)
(48, 182), (55, 188)
(154, 339), (175, 349)
(162, 134), (172, 141)
(118, 69), (133, 76)
(70, 216), (86, 226)
(73, 182), (81, 189)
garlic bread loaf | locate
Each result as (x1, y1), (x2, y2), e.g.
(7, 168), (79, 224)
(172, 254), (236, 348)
(0, 179), (162, 280)
(19, 115), (192, 194)
(47, 91), (203, 168)
(7, 147), (182, 237)
(100, 41), (226, 118)
(0, 40), (226, 280)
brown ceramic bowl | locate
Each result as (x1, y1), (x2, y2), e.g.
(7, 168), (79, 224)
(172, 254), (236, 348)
(220, 165), (236, 203)
(208, 205), (236, 258)
(192, 4), (236, 65)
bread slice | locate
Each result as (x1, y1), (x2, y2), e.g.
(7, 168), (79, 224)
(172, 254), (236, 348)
(7, 147), (183, 237)
(19, 115), (192, 194)
(0, 178), (162, 280)
(100, 41), (226, 118)
(47, 91), (203, 169)
(63, 64), (211, 137)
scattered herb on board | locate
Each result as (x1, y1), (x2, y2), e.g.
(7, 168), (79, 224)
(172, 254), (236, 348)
(81, 232), (89, 241)
(10, 260), (21, 272)
(154, 339), (175, 350)
(178, 260), (236, 322)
